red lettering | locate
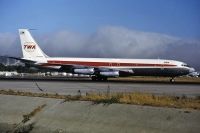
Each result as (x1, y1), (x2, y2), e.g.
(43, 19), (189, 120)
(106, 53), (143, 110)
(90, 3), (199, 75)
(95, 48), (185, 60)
(24, 45), (36, 49)
(32, 45), (36, 49)
(27, 45), (32, 49)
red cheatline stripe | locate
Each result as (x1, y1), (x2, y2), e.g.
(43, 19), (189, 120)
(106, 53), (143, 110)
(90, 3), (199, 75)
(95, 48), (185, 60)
(43, 60), (176, 67)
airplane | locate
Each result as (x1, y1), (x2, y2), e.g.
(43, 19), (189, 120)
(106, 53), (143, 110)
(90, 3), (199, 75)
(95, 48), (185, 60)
(7, 29), (196, 82)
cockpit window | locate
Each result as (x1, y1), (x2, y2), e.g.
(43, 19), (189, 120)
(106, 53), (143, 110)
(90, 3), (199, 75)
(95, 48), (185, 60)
(181, 64), (190, 67)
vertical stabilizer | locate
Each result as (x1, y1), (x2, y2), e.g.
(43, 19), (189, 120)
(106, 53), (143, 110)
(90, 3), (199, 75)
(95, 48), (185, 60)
(19, 29), (48, 63)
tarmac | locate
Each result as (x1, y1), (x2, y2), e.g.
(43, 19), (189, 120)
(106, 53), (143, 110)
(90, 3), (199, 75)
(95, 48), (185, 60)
(0, 79), (200, 97)
(0, 94), (200, 133)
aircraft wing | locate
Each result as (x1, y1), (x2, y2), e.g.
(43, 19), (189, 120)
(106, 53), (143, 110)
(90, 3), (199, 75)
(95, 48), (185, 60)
(56, 63), (134, 77)
(0, 56), (36, 63)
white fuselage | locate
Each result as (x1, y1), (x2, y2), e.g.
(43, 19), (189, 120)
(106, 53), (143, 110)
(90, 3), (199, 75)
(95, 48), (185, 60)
(44, 57), (183, 69)
(34, 57), (194, 77)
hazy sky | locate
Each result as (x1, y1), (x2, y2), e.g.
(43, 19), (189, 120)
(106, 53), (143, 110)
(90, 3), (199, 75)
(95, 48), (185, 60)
(0, 0), (199, 38)
(0, 0), (200, 70)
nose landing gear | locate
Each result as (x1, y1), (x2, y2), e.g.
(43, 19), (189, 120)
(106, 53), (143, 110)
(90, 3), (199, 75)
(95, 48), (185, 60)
(170, 77), (175, 83)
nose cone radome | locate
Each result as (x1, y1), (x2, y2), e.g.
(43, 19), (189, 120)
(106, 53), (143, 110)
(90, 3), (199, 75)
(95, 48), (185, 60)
(189, 67), (195, 73)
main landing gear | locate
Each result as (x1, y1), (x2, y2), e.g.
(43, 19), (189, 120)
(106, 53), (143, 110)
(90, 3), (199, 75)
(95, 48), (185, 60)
(91, 76), (108, 81)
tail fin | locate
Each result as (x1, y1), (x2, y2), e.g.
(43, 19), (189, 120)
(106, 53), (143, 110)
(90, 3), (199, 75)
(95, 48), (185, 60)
(19, 29), (48, 63)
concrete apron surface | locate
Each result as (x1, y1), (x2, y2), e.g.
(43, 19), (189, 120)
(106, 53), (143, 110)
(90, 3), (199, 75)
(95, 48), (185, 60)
(0, 94), (199, 133)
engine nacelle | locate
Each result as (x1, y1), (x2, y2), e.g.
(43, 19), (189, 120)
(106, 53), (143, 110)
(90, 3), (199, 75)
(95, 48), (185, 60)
(99, 71), (119, 77)
(74, 68), (94, 74)
(121, 69), (134, 74)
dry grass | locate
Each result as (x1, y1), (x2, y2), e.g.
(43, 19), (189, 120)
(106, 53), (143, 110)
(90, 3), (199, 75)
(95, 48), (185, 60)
(22, 104), (46, 123)
(84, 92), (200, 109)
(0, 89), (199, 110)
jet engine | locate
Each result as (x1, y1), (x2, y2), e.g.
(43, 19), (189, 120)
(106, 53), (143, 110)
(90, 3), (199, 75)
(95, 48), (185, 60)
(74, 68), (94, 74)
(99, 71), (119, 77)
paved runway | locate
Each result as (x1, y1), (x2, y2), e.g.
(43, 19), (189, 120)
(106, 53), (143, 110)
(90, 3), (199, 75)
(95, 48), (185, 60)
(0, 79), (199, 97)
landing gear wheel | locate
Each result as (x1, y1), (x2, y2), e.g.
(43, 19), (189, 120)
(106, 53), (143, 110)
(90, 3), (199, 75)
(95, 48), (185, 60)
(102, 77), (108, 81)
(91, 76), (97, 81)
(91, 76), (108, 81)
(170, 78), (175, 83)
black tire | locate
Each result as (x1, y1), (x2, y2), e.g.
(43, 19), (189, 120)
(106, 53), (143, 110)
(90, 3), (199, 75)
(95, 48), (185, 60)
(97, 77), (103, 81)
(170, 78), (175, 83)
(91, 76), (97, 81)
(92, 76), (107, 81)
(102, 77), (108, 81)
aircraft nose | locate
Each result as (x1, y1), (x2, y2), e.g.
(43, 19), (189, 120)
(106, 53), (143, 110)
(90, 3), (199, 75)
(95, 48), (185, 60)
(189, 67), (195, 73)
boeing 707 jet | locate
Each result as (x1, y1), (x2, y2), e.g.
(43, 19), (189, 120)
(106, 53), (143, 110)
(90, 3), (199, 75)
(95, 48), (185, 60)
(7, 29), (195, 82)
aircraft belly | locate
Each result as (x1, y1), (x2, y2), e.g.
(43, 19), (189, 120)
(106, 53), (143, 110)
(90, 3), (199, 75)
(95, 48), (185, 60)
(129, 68), (189, 77)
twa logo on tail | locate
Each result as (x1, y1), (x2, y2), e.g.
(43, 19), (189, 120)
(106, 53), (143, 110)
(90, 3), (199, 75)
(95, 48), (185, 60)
(24, 42), (36, 52)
